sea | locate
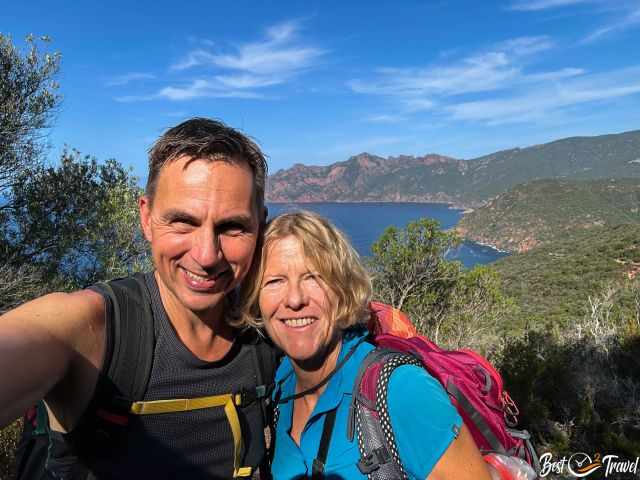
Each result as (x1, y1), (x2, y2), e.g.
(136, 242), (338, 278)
(267, 202), (508, 269)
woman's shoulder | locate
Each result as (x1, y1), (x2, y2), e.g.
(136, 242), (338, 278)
(386, 363), (463, 479)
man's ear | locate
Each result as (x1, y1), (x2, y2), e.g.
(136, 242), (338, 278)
(139, 195), (153, 242)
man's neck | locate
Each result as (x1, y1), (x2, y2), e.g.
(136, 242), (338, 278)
(154, 271), (236, 362)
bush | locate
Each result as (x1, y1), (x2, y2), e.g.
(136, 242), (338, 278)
(496, 282), (640, 458)
(0, 420), (22, 479)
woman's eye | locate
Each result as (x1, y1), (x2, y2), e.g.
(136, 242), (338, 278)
(304, 273), (321, 284)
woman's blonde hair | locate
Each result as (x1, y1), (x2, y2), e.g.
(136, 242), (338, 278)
(237, 211), (372, 331)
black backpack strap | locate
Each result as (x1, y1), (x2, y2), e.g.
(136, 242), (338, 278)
(244, 334), (280, 480)
(94, 273), (155, 403)
(311, 408), (338, 479)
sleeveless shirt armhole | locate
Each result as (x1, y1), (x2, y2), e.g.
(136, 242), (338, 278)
(387, 364), (463, 480)
(85, 285), (115, 376)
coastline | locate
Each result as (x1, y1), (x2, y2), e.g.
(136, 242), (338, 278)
(267, 201), (509, 266)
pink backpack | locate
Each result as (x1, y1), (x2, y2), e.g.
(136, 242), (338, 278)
(345, 302), (540, 479)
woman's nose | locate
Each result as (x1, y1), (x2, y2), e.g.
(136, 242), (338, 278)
(284, 281), (308, 310)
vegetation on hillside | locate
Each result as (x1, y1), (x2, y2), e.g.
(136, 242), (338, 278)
(457, 178), (640, 252)
(367, 218), (515, 353)
(493, 223), (640, 329)
(498, 281), (640, 457)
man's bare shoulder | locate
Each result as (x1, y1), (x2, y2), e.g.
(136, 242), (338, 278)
(2, 289), (105, 343)
(0, 289), (108, 428)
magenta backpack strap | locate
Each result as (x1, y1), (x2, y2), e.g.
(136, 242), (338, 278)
(445, 381), (505, 454)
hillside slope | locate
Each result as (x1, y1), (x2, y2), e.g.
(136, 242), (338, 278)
(492, 223), (640, 328)
(457, 178), (640, 252)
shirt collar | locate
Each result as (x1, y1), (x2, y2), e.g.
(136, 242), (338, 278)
(276, 331), (369, 421)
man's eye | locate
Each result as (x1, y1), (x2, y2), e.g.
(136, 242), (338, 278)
(220, 223), (246, 235)
(173, 220), (195, 229)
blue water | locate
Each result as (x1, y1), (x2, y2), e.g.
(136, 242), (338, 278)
(267, 202), (508, 269)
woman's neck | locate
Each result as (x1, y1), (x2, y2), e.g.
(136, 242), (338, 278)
(292, 335), (343, 397)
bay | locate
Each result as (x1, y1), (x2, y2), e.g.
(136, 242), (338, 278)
(267, 202), (508, 269)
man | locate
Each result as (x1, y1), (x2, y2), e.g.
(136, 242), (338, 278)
(0, 118), (276, 479)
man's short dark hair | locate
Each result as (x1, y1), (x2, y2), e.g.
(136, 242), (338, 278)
(147, 118), (268, 211)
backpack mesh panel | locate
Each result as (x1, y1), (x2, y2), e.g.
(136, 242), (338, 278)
(356, 352), (422, 480)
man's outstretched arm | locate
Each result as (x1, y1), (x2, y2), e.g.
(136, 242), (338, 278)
(0, 290), (106, 429)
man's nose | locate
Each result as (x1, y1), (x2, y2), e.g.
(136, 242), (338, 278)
(191, 228), (222, 268)
(285, 281), (308, 310)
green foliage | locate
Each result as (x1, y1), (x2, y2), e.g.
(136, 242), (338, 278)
(0, 33), (60, 199)
(496, 282), (640, 457)
(0, 420), (21, 479)
(367, 218), (514, 353)
(5, 149), (151, 289)
(458, 178), (640, 252)
(441, 265), (517, 353)
(493, 224), (640, 328)
(367, 218), (462, 336)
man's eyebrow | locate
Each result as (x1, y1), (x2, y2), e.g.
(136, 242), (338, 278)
(215, 214), (255, 227)
(160, 209), (199, 223)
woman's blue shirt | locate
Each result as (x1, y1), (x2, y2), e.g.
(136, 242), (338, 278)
(271, 332), (462, 479)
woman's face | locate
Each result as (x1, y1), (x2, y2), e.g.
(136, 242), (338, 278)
(259, 235), (341, 367)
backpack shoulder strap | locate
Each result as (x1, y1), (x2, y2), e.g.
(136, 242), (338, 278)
(92, 272), (155, 402)
(349, 347), (422, 479)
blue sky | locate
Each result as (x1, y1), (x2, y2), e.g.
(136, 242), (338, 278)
(3, 0), (640, 182)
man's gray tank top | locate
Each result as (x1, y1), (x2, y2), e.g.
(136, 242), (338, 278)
(63, 272), (269, 479)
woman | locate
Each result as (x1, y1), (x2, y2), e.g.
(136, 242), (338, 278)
(241, 212), (491, 479)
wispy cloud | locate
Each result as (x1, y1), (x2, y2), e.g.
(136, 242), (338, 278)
(120, 20), (325, 102)
(509, 0), (640, 43)
(446, 66), (640, 125)
(115, 79), (265, 102)
(350, 36), (640, 126)
(365, 114), (407, 124)
(583, 6), (640, 43)
(349, 36), (557, 100)
(508, 0), (593, 11)
(105, 72), (155, 87)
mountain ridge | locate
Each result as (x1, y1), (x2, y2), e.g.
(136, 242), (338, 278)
(266, 129), (640, 207)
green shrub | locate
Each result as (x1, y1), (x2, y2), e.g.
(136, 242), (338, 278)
(0, 419), (22, 479)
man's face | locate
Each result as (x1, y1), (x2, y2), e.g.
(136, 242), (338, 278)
(139, 155), (260, 319)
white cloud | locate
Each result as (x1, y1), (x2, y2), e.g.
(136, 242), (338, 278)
(350, 35), (640, 127)
(525, 67), (586, 81)
(121, 20), (324, 102)
(365, 114), (406, 124)
(508, 0), (593, 11)
(583, 6), (640, 43)
(349, 36), (555, 99)
(171, 50), (217, 71)
(115, 79), (265, 102)
(105, 72), (155, 87)
(446, 66), (640, 125)
(170, 19), (325, 88)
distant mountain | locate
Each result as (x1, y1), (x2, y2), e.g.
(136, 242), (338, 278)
(267, 153), (468, 204)
(492, 223), (640, 328)
(456, 178), (640, 252)
(266, 129), (640, 206)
